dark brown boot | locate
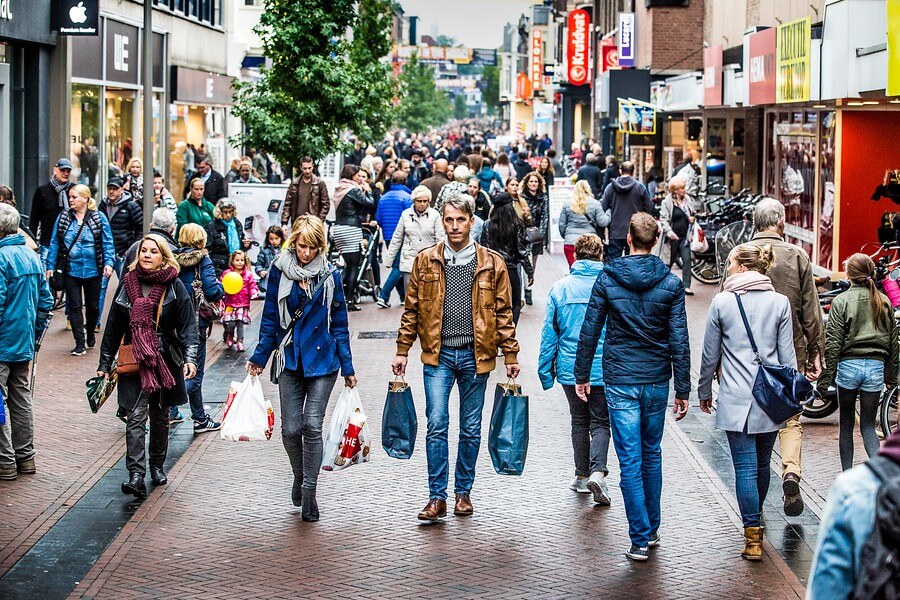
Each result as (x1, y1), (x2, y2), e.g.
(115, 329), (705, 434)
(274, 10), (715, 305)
(454, 494), (473, 516)
(417, 499), (447, 521)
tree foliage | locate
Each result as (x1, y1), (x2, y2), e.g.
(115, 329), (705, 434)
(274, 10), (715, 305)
(453, 94), (468, 119)
(395, 54), (451, 133)
(481, 65), (500, 115)
(231, 0), (398, 164)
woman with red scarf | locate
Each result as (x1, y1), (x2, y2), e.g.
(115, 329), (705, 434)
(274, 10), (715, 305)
(97, 234), (199, 498)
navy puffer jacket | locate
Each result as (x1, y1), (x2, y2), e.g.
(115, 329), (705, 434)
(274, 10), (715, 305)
(574, 253), (691, 399)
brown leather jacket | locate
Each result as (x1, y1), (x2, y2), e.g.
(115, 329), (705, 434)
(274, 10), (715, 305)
(396, 242), (520, 373)
(281, 175), (330, 225)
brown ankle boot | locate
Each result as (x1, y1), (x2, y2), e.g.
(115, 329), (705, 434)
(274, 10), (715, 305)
(417, 499), (447, 521)
(741, 526), (764, 561)
(454, 494), (473, 516)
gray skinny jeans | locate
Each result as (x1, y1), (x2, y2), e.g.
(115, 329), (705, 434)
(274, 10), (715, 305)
(563, 385), (611, 477)
(0, 362), (35, 468)
(126, 392), (169, 476)
(279, 369), (338, 493)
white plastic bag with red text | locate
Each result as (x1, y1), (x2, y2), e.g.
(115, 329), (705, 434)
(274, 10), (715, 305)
(220, 375), (275, 442)
(321, 387), (372, 471)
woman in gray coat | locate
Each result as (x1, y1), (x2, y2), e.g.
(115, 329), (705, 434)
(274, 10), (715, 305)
(697, 243), (796, 562)
(558, 180), (607, 268)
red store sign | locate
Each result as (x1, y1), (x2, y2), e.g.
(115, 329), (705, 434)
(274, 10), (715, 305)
(531, 28), (543, 92)
(601, 40), (618, 73)
(703, 45), (723, 106)
(567, 9), (590, 86)
(748, 28), (777, 105)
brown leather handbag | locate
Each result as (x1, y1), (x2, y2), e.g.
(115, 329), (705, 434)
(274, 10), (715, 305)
(116, 294), (166, 376)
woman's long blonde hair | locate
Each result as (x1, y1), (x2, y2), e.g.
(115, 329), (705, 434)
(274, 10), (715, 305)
(571, 180), (593, 215)
(128, 234), (179, 272)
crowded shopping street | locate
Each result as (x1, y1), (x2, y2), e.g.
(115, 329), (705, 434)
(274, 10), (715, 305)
(1, 0), (900, 599)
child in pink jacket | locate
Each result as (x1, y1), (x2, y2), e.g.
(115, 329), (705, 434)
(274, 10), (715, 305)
(221, 250), (259, 352)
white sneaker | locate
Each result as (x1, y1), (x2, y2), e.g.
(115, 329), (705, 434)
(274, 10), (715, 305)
(569, 475), (590, 493)
(587, 472), (611, 506)
(376, 298), (390, 309)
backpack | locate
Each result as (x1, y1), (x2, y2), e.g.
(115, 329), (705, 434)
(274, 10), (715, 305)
(853, 455), (900, 600)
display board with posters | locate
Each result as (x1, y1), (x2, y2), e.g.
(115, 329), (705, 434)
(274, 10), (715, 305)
(548, 184), (574, 253)
(229, 183), (289, 263)
(617, 98), (657, 135)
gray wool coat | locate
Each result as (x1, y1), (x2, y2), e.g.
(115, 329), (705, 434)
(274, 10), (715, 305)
(697, 289), (797, 434)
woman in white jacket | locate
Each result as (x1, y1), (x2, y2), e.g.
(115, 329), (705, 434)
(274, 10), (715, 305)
(384, 185), (445, 290)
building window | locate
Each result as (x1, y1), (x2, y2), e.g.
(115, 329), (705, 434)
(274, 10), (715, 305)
(148, 0), (221, 27)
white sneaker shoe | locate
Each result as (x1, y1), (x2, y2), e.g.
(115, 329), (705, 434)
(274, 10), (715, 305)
(587, 472), (611, 506)
(569, 475), (590, 493)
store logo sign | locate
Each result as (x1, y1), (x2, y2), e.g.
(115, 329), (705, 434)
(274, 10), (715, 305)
(0, 0), (12, 21)
(57, 0), (99, 36)
(530, 28), (543, 93)
(69, 1), (87, 23)
(567, 9), (590, 86)
(114, 34), (130, 72)
(206, 78), (215, 99)
(618, 12), (635, 67)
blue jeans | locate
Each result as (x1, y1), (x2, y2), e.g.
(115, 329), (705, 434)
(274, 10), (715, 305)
(379, 250), (405, 303)
(97, 255), (125, 327)
(725, 430), (778, 527)
(423, 347), (489, 501)
(606, 382), (669, 547)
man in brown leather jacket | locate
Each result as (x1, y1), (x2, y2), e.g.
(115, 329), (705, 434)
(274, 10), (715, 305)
(745, 198), (824, 518)
(280, 157), (330, 227)
(392, 193), (520, 522)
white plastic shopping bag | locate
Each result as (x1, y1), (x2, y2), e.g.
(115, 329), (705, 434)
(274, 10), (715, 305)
(321, 387), (372, 471)
(220, 375), (275, 442)
(690, 224), (709, 253)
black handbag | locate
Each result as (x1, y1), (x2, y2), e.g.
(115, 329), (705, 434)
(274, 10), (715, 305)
(50, 218), (87, 291)
(734, 293), (814, 423)
(524, 226), (542, 245)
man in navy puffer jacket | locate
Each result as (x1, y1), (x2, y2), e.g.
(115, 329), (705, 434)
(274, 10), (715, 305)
(574, 212), (690, 563)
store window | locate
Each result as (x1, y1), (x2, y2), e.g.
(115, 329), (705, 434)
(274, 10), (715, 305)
(819, 111), (836, 269)
(168, 105), (226, 199)
(105, 89), (136, 179)
(728, 118), (745, 193)
(70, 84), (102, 194)
(705, 118), (727, 190)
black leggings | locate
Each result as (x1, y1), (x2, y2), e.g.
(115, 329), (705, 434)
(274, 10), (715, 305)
(507, 262), (522, 325)
(66, 274), (102, 347)
(837, 386), (882, 471)
(342, 251), (362, 304)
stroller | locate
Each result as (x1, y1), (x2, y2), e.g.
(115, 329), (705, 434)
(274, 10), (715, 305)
(326, 221), (382, 306)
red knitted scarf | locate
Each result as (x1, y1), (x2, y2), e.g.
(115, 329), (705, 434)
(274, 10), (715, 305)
(123, 265), (179, 394)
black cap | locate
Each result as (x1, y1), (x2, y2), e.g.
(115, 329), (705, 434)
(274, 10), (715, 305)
(55, 158), (73, 170)
(107, 176), (124, 189)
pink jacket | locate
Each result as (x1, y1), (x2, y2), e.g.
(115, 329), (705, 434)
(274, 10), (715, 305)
(222, 267), (259, 308)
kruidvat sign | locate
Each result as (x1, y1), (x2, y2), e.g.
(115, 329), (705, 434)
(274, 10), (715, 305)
(618, 12), (635, 68)
(530, 28), (543, 92)
(567, 9), (590, 86)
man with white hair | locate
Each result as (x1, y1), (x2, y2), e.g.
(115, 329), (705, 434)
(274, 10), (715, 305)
(0, 204), (53, 480)
(435, 165), (471, 212)
(746, 197), (824, 517)
(123, 208), (178, 267)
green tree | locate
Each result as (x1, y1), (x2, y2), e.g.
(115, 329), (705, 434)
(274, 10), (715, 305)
(395, 54), (451, 132)
(481, 65), (500, 115)
(231, 0), (398, 164)
(453, 93), (468, 119)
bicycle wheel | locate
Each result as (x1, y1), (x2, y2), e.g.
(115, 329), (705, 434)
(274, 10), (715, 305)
(803, 388), (839, 419)
(880, 386), (899, 438)
(690, 257), (720, 285)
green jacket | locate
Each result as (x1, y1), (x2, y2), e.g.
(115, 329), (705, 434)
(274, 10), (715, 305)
(820, 284), (898, 390)
(176, 197), (215, 234)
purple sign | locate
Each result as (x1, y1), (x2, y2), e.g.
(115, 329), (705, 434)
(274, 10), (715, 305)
(618, 12), (635, 68)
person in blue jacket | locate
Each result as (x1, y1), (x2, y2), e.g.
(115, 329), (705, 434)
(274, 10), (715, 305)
(574, 212), (690, 563)
(46, 184), (115, 356)
(0, 204), (53, 480)
(246, 215), (356, 523)
(173, 223), (225, 433)
(538, 234), (611, 506)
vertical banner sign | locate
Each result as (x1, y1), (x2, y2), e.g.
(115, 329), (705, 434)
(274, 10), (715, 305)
(601, 39), (619, 73)
(776, 17), (811, 103)
(618, 12), (635, 67)
(516, 73), (533, 100)
(703, 45), (723, 106)
(567, 9), (590, 86)
(889, 0), (900, 96)
(530, 28), (543, 93)
(748, 28), (777, 105)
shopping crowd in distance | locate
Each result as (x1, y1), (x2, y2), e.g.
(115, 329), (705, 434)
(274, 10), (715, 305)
(0, 120), (896, 597)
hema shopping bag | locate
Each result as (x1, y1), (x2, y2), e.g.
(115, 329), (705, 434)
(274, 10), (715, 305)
(220, 375), (275, 441)
(382, 378), (417, 459)
(488, 380), (529, 475)
(321, 387), (372, 471)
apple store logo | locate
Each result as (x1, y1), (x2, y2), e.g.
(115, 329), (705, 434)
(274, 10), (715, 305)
(59, 0), (98, 36)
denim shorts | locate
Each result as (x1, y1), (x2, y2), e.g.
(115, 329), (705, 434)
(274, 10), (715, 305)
(835, 358), (885, 393)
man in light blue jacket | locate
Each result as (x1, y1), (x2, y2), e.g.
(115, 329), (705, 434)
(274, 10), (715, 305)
(0, 204), (53, 480)
(538, 234), (611, 506)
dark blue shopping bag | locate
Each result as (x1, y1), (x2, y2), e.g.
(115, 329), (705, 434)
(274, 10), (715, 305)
(381, 379), (417, 459)
(488, 381), (529, 475)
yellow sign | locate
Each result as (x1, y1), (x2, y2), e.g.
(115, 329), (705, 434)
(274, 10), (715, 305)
(889, 0), (900, 96)
(776, 17), (811, 103)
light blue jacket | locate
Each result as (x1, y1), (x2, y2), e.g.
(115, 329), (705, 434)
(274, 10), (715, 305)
(807, 464), (879, 600)
(539, 259), (605, 388)
(0, 235), (53, 363)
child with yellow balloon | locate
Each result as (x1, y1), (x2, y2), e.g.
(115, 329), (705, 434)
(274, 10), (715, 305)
(220, 250), (259, 352)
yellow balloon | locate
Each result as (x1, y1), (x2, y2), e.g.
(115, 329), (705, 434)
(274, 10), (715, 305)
(222, 271), (244, 295)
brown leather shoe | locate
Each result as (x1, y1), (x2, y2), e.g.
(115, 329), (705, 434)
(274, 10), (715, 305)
(454, 493), (473, 516)
(417, 499), (447, 521)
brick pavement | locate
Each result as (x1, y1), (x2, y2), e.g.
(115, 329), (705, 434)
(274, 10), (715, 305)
(64, 254), (811, 599)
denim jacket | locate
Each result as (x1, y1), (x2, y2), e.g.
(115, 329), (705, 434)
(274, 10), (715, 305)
(806, 464), (879, 600)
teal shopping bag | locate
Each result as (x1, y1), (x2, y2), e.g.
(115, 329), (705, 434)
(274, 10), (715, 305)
(488, 380), (529, 475)
(381, 378), (417, 459)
